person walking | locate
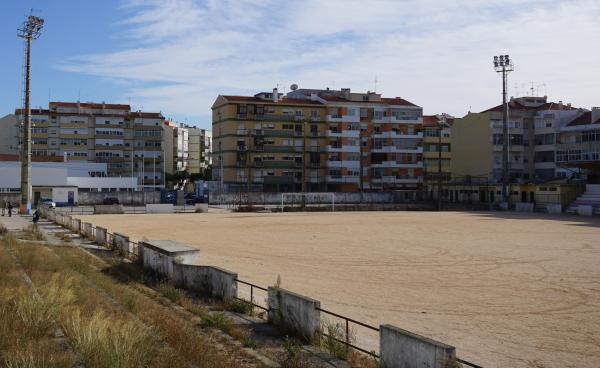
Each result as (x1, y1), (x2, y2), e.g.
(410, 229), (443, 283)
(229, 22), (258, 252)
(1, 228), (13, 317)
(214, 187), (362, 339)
(32, 209), (40, 225)
(7, 202), (13, 217)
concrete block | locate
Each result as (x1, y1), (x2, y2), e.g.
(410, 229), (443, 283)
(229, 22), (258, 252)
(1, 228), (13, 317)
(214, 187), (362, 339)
(112, 232), (130, 254)
(268, 287), (320, 341)
(546, 204), (563, 214)
(146, 203), (174, 214)
(71, 218), (81, 233)
(578, 205), (593, 216)
(93, 204), (124, 214)
(380, 324), (456, 368)
(173, 263), (237, 299)
(64, 215), (72, 228)
(515, 203), (534, 212)
(82, 222), (93, 239)
(195, 203), (209, 213)
(95, 226), (108, 247)
(139, 240), (200, 278)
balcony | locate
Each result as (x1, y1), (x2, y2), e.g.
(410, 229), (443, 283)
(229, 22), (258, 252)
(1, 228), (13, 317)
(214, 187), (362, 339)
(326, 175), (360, 183)
(371, 161), (423, 168)
(236, 129), (248, 135)
(378, 131), (423, 139)
(326, 114), (343, 122)
(326, 145), (360, 153)
(371, 176), (422, 184)
(371, 146), (423, 153)
(237, 145), (248, 151)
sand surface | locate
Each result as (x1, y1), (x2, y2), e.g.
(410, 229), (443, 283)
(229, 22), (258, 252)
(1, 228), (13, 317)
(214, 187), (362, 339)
(78, 211), (600, 368)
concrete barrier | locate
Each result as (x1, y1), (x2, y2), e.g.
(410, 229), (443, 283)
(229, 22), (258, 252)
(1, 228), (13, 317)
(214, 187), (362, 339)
(380, 324), (456, 368)
(93, 204), (124, 214)
(515, 203), (534, 212)
(64, 215), (72, 228)
(82, 222), (93, 239)
(146, 204), (174, 214)
(195, 203), (209, 213)
(268, 287), (320, 341)
(139, 240), (200, 278)
(112, 232), (130, 254)
(71, 218), (81, 233)
(95, 226), (108, 247)
(578, 205), (593, 216)
(173, 263), (237, 299)
(546, 204), (562, 214)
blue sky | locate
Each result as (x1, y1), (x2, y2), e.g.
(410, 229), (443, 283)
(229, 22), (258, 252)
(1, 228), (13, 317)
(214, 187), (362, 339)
(2, 0), (600, 130)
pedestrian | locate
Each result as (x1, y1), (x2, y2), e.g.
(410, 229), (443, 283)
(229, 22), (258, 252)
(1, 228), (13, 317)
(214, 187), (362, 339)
(1, 199), (5, 216)
(7, 202), (13, 217)
(32, 209), (40, 225)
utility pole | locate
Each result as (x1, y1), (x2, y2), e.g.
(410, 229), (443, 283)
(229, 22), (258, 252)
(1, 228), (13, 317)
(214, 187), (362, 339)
(435, 114), (447, 211)
(493, 54), (514, 207)
(17, 14), (44, 214)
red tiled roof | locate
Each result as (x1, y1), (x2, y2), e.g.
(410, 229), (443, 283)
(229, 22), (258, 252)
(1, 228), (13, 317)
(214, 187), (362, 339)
(566, 111), (600, 126)
(422, 115), (455, 127)
(380, 97), (418, 107)
(482, 101), (578, 113)
(50, 101), (131, 110)
(221, 96), (323, 105)
(0, 154), (64, 162)
(320, 95), (418, 107)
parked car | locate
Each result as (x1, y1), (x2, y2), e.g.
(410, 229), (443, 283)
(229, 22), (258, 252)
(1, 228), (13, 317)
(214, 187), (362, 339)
(102, 197), (120, 205)
(40, 198), (56, 208)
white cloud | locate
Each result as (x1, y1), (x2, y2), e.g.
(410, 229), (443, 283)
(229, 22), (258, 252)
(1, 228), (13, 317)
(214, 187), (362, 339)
(57, 0), (600, 128)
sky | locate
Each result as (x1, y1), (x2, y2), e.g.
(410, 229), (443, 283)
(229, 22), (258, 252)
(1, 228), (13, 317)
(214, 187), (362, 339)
(1, 0), (599, 130)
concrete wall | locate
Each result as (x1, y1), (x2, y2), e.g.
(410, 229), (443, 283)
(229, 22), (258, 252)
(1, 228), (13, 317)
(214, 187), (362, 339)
(112, 232), (130, 254)
(173, 263), (237, 299)
(77, 191), (161, 205)
(71, 218), (81, 233)
(195, 203), (209, 213)
(380, 324), (456, 368)
(94, 204), (124, 214)
(268, 287), (320, 341)
(82, 222), (93, 239)
(139, 241), (200, 278)
(450, 112), (492, 181)
(578, 205), (593, 216)
(547, 204), (563, 214)
(210, 191), (411, 205)
(146, 203), (174, 213)
(64, 215), (72, 229)
(95, 226), (107, 247)
(515, 203), (534, 212)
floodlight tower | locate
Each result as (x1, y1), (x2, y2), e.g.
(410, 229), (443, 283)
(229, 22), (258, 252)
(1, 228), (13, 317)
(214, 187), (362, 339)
(17, 14), (44, 214)
(493, 54), (513, 206)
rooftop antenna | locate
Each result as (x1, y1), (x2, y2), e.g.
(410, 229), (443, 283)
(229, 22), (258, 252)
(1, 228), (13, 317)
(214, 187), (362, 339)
(529, 82), (535, 96)
(374, 75), (378, 93)
(17, 10), (44, 214)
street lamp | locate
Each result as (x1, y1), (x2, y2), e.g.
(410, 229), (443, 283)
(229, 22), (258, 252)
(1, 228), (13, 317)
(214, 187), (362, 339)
(493, 54), (514, 207)
(435, 114), (449, 211)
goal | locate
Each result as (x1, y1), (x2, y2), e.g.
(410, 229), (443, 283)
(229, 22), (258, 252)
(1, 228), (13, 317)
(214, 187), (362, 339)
(280, 192), (335, 212)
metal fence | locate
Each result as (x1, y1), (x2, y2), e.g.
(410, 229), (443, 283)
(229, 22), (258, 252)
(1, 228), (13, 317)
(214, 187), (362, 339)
(233, 279), (269, 311)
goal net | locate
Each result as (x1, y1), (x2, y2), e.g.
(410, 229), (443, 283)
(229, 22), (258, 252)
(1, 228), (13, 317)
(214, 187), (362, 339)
(280, 192), (335, 212)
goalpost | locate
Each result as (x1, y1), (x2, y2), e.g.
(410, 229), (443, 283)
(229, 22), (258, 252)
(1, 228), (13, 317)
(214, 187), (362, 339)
(280, 192), (335, 212)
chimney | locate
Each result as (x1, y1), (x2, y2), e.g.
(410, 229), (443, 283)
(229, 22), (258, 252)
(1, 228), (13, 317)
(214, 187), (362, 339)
(592, 107), (600, 124)
(272, 88), (279, 103)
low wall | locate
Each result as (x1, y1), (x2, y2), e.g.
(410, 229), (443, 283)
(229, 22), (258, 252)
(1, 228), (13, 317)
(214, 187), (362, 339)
(113, 232), (130, 254)
(78, 191), (161, 205)
(71, 218), (81, 233)
(146, 204), (174, 213)
(547, 204), (563, 214)
(268, 287), (320, 341)
(210, 191), (416, 206)
(82, 222), (93, 239)
(578, 205), (593, 216)
(95, 226), (107, 247)
(64, 215), (72, 229)
(94, 204), (124, 214)
(195, 203), (209, 213)
(380, 324), (456, 368)
(139, 240), (200, 278)
(173, 263), (237, 299)
(515, 203), (534, 212)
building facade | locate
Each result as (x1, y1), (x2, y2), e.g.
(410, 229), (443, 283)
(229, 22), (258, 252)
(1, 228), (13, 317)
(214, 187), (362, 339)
(556, 107), (600, 182)
(212, 87), (423, 194)
(422, 114), (454, 199)
(163, 121), (211, 175)
(7, 102), (165, 190)
(451, 96), (580, 183)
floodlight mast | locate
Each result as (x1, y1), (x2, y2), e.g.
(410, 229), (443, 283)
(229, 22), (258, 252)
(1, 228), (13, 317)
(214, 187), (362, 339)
(493, 54), (514, 206)
(17, 15), (44, 214)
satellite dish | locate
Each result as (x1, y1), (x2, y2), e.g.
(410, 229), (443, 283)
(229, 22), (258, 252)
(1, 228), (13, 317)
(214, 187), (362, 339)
(290, 84), (298, 91)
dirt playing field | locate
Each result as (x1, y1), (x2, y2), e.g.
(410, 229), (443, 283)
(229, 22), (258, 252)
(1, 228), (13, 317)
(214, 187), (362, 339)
(78, 211), (600, 368)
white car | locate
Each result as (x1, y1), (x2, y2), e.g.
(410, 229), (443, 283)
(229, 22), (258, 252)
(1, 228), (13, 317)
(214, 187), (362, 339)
(40, 198), (56, 208)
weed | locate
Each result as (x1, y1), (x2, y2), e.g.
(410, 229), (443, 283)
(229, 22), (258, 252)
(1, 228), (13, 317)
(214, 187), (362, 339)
(64, 311), (158, 368)
(21, 225), (45, 241)
(224, 298), (255, 316)
(200, 312), (232, 333)
(0, 223), (7, 236)
(56, 232), (72, 243)
(318, 321), (353, 360)
(243, 335), (258, 349)
(281, 336), (313, 368)
(178, 296), (207, 316)
(123, 295), (137, 313)
(157, 283), (183, 303)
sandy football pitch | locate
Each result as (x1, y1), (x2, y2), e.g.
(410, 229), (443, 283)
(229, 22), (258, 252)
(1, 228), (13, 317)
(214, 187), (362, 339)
(77, 211), (600, 368)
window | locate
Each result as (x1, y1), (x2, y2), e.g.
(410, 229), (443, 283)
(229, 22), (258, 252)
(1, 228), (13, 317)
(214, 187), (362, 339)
(374, 111), (384, 120)
(360, 108), (368, 118)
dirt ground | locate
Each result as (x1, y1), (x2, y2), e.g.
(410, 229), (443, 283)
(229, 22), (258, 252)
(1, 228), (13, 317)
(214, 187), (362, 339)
(78, 211), (600, 368)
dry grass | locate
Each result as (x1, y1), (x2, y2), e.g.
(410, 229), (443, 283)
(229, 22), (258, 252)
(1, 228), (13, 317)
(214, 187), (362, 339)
(20, 225), (45, 241)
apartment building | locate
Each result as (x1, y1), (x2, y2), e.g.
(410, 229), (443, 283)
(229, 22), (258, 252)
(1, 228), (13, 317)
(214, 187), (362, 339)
(556, 107), (600, 181)
(451, 96), (580, 183)
(7, 102), (165, 190)
(212, 87), (423, 193)
(163, 121), (211, 175)
(422, 115), (454, 199)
